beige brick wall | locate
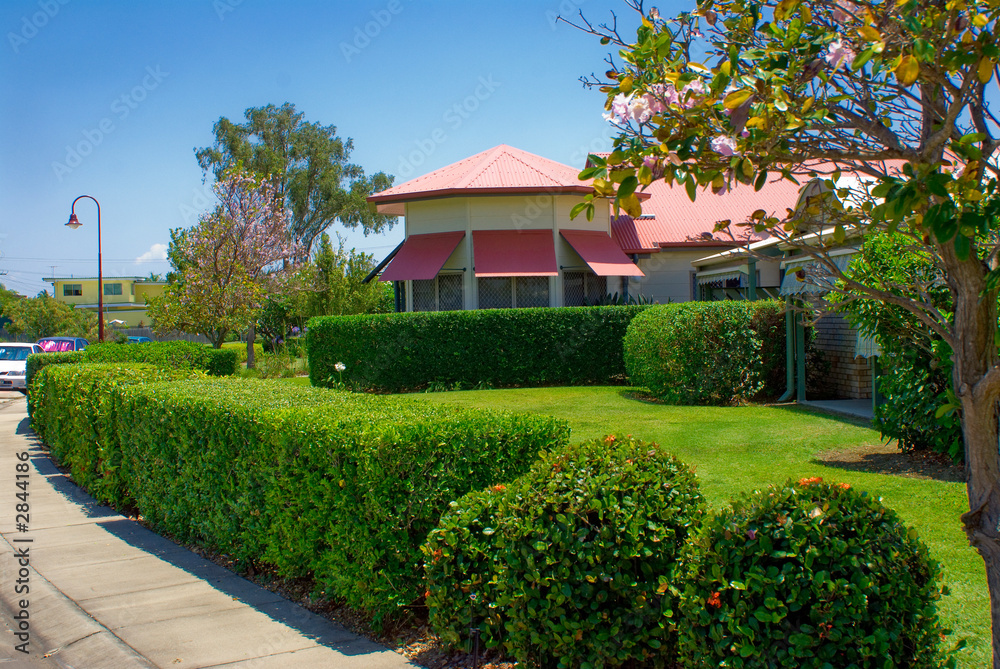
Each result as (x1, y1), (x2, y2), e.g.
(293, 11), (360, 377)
(812, 311), (872, 399)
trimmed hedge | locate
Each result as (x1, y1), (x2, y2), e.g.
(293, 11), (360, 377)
(30, 363), (202, 501)
(25, 351), (85, 416)
(424, 436), (705, 668)
(624, 301), (785, 405)
(678, 478), (949, 668)
(84, 340), (238, 376)
(307, 306), (651, 392)
(31, 364), (569, 625)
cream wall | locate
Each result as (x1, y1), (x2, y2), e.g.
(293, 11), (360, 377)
(633, 248), (729, 304)
(401, 194), (611, 310)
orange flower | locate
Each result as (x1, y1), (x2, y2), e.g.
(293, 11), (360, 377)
(707, 591), (721, 608)
(431, 548), (443, 563)
(492, 484), (506, 492)
(424, 589), (431, 599)
(604, 435), (616, 444)
(838, 482), (851, 490)
(798, 476), (823, 486)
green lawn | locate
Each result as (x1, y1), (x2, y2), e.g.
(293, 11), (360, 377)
(406, 385), (989, 667)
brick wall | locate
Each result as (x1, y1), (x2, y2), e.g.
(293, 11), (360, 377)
(812, 311), (872, 399)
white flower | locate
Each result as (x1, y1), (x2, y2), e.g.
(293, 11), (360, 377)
(334, 362), (346, 372)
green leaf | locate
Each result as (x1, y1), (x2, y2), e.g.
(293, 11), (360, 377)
(724, 88), (754, 109)
(953, 233), (971, 261)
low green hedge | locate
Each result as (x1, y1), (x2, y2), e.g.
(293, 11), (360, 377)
(307, 306), (650, 392)
(30, 363), (202, 501)
(31, 364), (570, 625)
(85, 340), (238, 376)
(624, 301), (785, 405)
(25, 351), (85, 417)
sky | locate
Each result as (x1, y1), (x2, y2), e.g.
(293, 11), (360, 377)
(0, 0), (659, 297)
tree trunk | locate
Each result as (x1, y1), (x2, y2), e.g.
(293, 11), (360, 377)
(946, 244), (1000, 667)
(211, 330), (227, 349)
(246, 323), (256, 369)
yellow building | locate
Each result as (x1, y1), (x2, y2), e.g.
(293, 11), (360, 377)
(43, 276), (166, 327)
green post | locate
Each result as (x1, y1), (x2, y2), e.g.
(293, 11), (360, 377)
(871, 355), (882, 411)
(747, 259), (757, 301)
(795, 303), (806, 403)
(779, 296), (795, 402)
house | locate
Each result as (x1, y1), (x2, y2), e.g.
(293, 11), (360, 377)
(43, 276), (166, 327)
(365, 144), (808, 308)
(366, 144), (645, 311)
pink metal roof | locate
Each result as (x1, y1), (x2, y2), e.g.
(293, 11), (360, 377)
(379, 231), (465, 282)
(610, 174), (804, 251)
(560, 230), (644, 277)
(368, 145), (596, 213)
(473, 230), (557, 277)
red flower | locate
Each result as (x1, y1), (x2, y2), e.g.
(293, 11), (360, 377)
(707, 591), (721, 608)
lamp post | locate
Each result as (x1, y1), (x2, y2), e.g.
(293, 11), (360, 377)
(65, 195), (104, 342)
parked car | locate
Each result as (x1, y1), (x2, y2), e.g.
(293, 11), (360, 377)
(0, 343), (43, 394)
(126, 336), (152, 344)
(37, 337), (89, 352)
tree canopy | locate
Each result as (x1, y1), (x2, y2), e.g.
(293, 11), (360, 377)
(195, 103), (395, 252)
(148, 167), (303, 348)
(570, 0), (1000, 663)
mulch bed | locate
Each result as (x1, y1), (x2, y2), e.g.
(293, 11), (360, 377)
(814, 440), (965, 483)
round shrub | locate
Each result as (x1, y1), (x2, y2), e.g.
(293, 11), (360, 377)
(423, 485), (509, 651)
(497, 435), (706, 668)
(678, 478), (949, 668)
(623, 301), (784, 405)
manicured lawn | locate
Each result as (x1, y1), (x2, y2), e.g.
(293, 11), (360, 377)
(409, 385), (988, 667)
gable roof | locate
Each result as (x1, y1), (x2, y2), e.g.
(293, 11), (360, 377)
(368, 144), (597, 214)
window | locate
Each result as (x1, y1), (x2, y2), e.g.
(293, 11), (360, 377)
(104, 283), (122, 296)
(412, 274), (464, 312)
(477, 277), (550, 309)
(563, 272), (607, 306)
(63, 284), (82, 297)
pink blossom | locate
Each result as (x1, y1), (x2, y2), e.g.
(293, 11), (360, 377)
(603, 92), (634, 124)
(825, 38), (856, 70)
(710, 135), (738, 156)
(832, 0), (858, 22)
(680, 79), (708, 107)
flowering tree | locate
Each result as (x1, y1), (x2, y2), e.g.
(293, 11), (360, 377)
(568, 0), (1000, 661)
(148, 168), (304, 361)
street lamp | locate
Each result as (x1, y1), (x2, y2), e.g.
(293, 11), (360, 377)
(65, 195), (104, 342)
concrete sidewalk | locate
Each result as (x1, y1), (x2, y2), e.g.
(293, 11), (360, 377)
(0, 394), (416, 668)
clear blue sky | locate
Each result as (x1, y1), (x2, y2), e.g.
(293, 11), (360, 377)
(0, 0), (658, 297)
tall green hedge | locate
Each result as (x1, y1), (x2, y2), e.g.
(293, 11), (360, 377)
(84, 340), (238, 376)
(307, 305), (650, 392)
(31, 364), (569, 624)
(624, 301), (785, 405)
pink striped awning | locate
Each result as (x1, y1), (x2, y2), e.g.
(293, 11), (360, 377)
(472, 230), (557, 277)
(560, 229), (644, 277)
(378, 231), (465, 282)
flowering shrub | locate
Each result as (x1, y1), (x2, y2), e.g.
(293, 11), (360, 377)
(423, 485), (509, 651)
(678, 478), (951, 668)
(624, 301), (784, 405)
(496, 436), (705, 668)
